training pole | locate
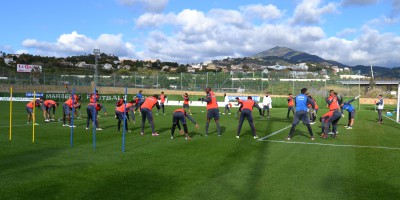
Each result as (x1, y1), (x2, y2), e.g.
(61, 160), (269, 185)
(92, 87), (96, 150)
(9, 87), (13, 141)
(122, 87), (127, 152)
(32, 91), (36, 143)
(70, 87), (75, 147)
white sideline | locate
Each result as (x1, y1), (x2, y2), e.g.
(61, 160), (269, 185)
(259, 139), (400, 151)
(258, 125), (292, 141)
(383, 114), (400, 124)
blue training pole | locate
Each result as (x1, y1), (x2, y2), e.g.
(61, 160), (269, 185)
(122, 87), (127, 152)
(92, 87), (97, 150)
(70, 87), (75, 147)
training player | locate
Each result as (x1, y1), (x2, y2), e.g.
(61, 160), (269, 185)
(307, 94), (318, 124)
(287, 93), (295, 118)
(157, 91), (167, 115)
(341, 96), (360, 129)
(320, 90), (342, 139)
(86, 102), (107, 130)
(90, 90), (100, 103)
(287, 88), (315, 141)
(63, 94), (81, 127)
(235, 97), (243, 117)
(134, 90), (144, 114)
(115, 100), (136, 132)
(376, 94), (384, 124)
(43, 99), (58, 122)
(26, 97), (44, 125)
(262, 92), (272, 118)
(171, 108), (199, 140)
(200, 87), (221, 136)
(236, 96), (259, 139)
(223, 93), (232, 115)
(182, 93), (192, 115)
(140, 94), (161, 136)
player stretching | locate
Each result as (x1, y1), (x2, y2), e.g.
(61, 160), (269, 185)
(287, 93), (295, 118)
(26, 97), (44, 125)
(182, 93), (192, 115)
(321, 90), (342, 138)
(341, 96), (360, 129)
(140, 94), (161, 136)
(287, 88), (315, 141)
(43, 99), (58, 122)
(200, 87), (221, 136)
(236, 96), (259, 139)
(157, 91), (167, 115)
(62, 95), (80, 127)
(171, 108), (199, 140)
(115, 101), (135, 132)
(86, 102), (107, 131)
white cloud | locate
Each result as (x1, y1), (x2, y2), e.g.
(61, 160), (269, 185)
(367, 16), (399, 26)
(391, 0), (400, 17)
(291, 0), (339, 25)
(336, 28), (357, 37)
(117, 0), (168, 12)
(22, 31), (137, 58)
(18, 3), (400, 67)
(15, 49), (29, 54)
(240, 4), (284, 20)
(341, 0), (378, 6)
(312, 26), (400, 66)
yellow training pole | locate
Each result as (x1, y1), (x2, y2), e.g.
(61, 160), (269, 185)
(32, 91), (36, 143)
(9, 87), (13, 141)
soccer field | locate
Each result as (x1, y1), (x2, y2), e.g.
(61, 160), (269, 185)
(1, 102), (400, 199)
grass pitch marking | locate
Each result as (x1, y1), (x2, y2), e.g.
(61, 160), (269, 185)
(383, 114), (400, 124)
(260, 139), (400, 151)
(258, 125), (292, 141)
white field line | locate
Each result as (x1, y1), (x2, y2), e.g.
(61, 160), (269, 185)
(258, 125), (292, 141)
(383, 114), (400, 124)
(260, 139), (400, 151)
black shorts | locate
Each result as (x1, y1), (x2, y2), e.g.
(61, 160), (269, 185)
(183, 104), (189, 109)
(348, 111), (355, 119)
(292, 110), (310, 125)
(173, 112), (186, 124)
(207, 108), (220, 120)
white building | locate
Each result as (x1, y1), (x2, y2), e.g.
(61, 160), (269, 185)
(103, 63), (113, 70)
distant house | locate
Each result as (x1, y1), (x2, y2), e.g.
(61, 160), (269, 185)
(205, 64), (217, 70)
(103, 63), (113, 70)
(340, 75), (369, 79)
(291, 63), (308, 71)
(76, 61), (95, 69)
(190, 63), (202, 71)
(268, 64), (287, 71)
(4, 57), (15, 65)
(60, 61), (74, 66)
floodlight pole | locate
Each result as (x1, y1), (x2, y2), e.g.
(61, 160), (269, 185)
(358, 70), (361, 110)
(93, 49), (100, 87)
(396, 83), (399, 122)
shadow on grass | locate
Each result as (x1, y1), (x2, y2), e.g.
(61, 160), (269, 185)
(83, 170), (178, 199)
(321, 174), (400, 199)
(0, 147), (64, 177)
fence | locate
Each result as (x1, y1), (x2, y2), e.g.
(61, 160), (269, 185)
(0, 71), (389, 97)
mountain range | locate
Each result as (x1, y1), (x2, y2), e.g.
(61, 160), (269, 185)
(252, 46), (400, 78)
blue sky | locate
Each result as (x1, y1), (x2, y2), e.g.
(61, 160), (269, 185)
(1, 0), (400, 67)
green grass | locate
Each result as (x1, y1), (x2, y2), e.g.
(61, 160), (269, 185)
(1, 102), (400, 199)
